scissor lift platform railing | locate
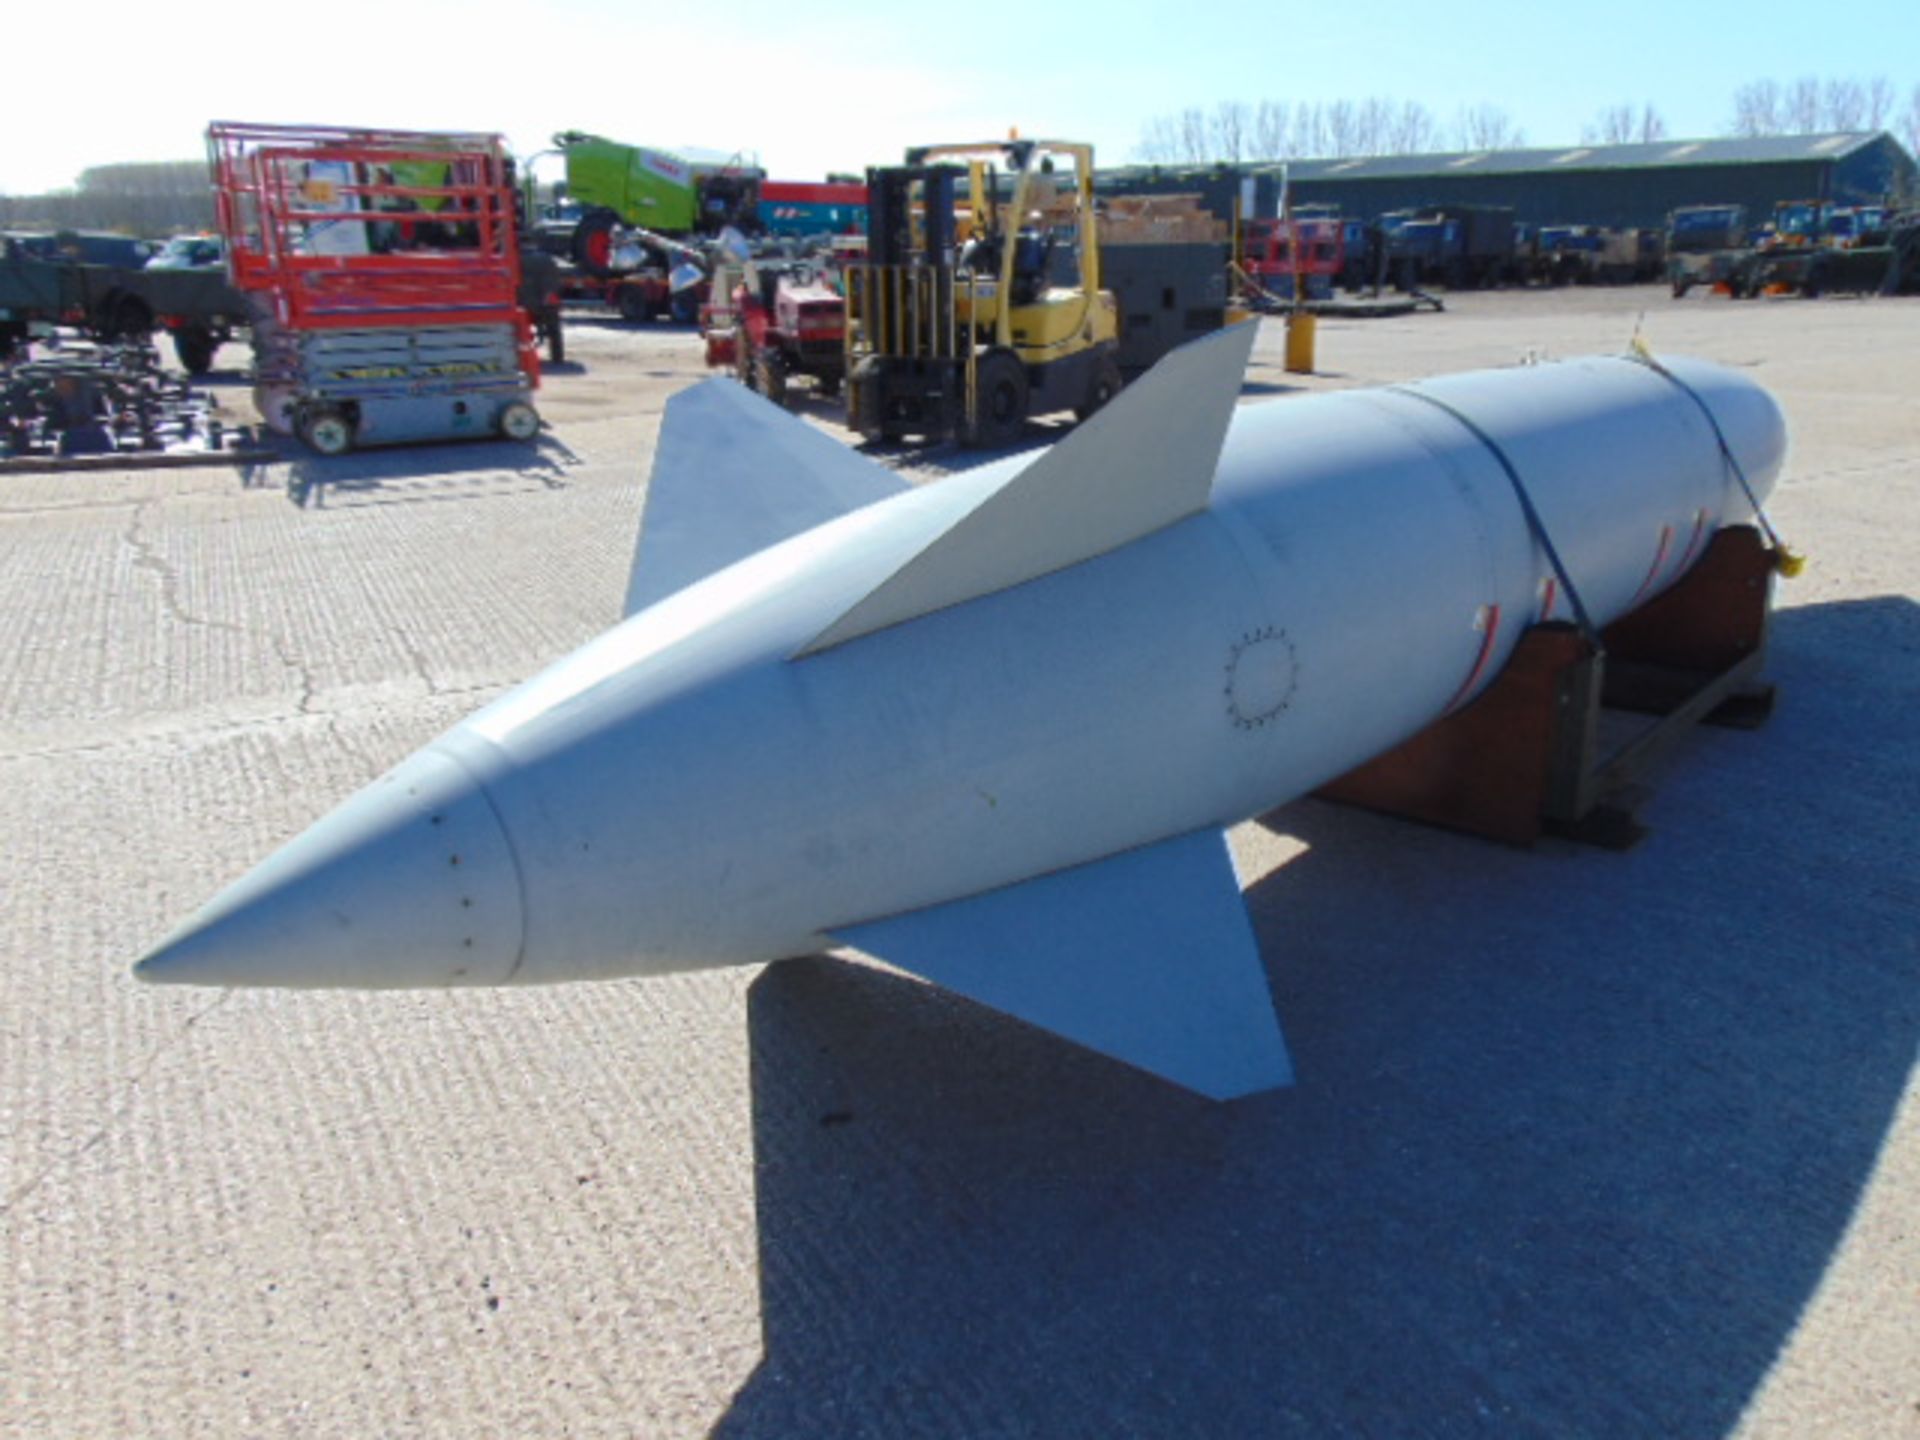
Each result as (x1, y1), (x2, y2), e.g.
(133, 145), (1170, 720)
(208, 121), (540, 452)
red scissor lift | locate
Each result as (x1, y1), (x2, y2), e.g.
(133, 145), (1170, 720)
(209, 121), (541, 454)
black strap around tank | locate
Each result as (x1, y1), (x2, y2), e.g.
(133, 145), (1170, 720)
(1387, 384), (1606, 653)
(1621, 346), (1785, 554)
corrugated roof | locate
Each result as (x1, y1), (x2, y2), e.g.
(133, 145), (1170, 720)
(1273, 132), (1888, 180)
(1105, 132), (1895, 184)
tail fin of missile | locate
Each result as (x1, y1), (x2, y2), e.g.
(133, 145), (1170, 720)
(626, 379), (910, 617)
(797, 321), (1259, 657)
(832, 827), (1291, 1100)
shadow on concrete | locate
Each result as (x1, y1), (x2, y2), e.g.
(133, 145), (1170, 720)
(715, 596), (1919, 1438)
(875, 424), (1065, 478)
(277, 432), (582, 509)
(183, 367), (254, 388)
(564, 313), (702, 336)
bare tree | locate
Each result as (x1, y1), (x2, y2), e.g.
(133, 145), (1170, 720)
(1134, 115), (1180, 164)
(1824, 78), (1866, 130)
(1731, 73), (1914, 137)
(1905, 84), (1920, 160)
(1584, 104), (1638, 144)
(1324, 100), (1357, 156)
(1210, 101), (1250, 163)
(1252, 100), (1290, 160)
(1178, 107), (1209, 164)
(1294, 102), (1327, 158)
(1784, 75), (1822, 131)
(1389, 101), (1438, 155)
(1864, 76), (1896, 128)
(1637, 104), (1669, 143)
(1353, 97), (1393, 154)
(1731, 79), (1781, 136)
(1453, 104), (1525, 150)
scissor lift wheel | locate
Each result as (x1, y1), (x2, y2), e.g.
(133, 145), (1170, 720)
(299, 406), (354, 456)
(497, 401), (541, 441)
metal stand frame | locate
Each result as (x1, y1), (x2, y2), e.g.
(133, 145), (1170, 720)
(1317, 525), (1776, 848)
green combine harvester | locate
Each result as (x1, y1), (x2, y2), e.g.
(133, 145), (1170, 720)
(536, 132), (763, 278)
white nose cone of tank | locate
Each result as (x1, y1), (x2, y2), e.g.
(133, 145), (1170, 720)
(135, 748), (524, 988)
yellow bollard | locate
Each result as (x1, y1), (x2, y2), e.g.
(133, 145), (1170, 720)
(1284, 311), (1316, 374)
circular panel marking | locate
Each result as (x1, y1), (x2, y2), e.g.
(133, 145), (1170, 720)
(1226, 626), (1299, 730)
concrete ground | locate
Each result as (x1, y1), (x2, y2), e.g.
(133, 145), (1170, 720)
(2, 290), (1915, 1439)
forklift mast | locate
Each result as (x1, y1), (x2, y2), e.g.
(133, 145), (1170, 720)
(846, 139), (1118, 447)
(845, 165), (964, 439)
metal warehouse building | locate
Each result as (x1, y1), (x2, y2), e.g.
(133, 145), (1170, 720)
(1101, 132), (1917, 229)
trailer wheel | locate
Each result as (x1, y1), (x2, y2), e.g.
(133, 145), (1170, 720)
(299, 407), (354, 457)
(105, 294), (154, 340)
(962, 349), (1027, 449)
(617, 286), (653, 323)
(172, 325), (218, 376)
(497, 401), (541, 442)
(1074, 355), (1123, 422)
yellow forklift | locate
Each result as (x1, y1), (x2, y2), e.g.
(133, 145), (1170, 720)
(845, 138), (1121, 447)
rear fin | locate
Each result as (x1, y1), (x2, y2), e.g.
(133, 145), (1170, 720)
(833, 826), (1291, 1100)
(626, 379), (909, 617)
(797, 321), (1259, 656)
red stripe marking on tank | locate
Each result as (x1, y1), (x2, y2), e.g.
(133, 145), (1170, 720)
(1443, 605), (1501, 715)
(1672, 509), (1710, 575)
(1539, 577), (1558, 622)
(1628, 524), (1675, 609)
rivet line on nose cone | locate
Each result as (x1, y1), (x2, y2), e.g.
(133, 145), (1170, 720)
(431, 740), (532, 984)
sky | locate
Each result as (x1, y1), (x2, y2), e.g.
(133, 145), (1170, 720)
(4, 0), (1914, 194)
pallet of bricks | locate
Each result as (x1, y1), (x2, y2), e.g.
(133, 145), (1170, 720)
(209, 121), (542, 455)
(1098, 193), (1229, 246)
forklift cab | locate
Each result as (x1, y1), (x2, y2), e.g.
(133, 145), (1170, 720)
(959, 228), (1053, 304)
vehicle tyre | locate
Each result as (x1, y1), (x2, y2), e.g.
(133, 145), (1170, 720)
(172, 325), (218, 375)
(670, 289), (701, 325)
(298, 406), (354, 457)
(256, 385), (299, 436)
(962, 349), (1027, 449)
(497, 401), (541, 441)
(754, 349), (788, 407)
(815, 371), (843, 400)
(1074, 354), (1123, 422)
(617, 285), (652, 323)
(106, 294), (154, 340)
(570, 209), (621, 278)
